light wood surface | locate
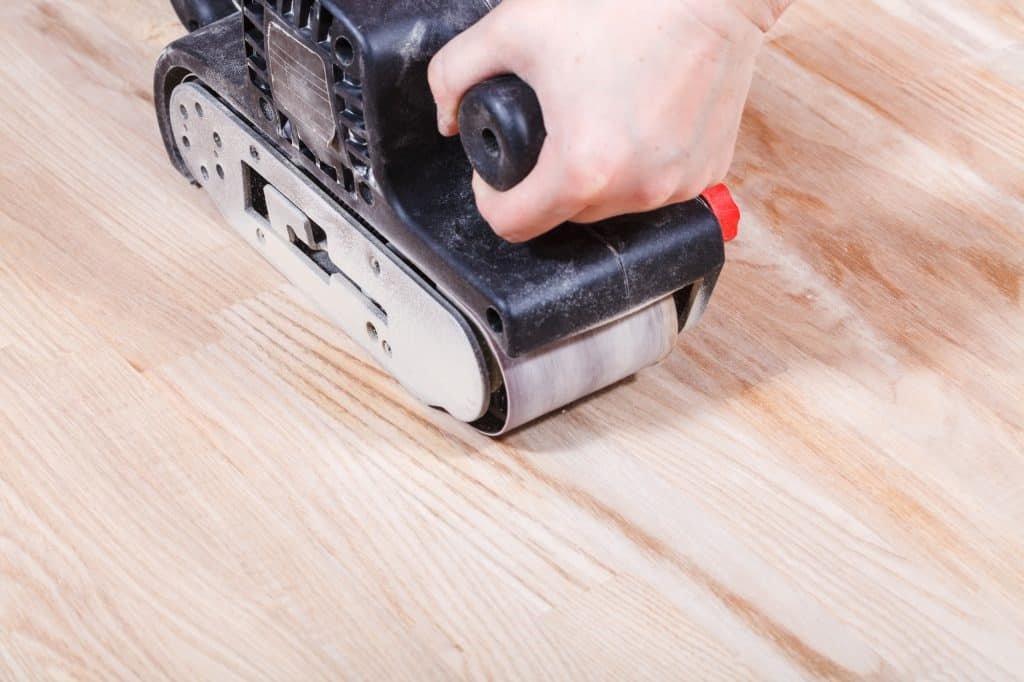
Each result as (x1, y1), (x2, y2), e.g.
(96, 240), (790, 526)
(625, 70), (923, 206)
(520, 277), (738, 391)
(2, 1), (1023, 679)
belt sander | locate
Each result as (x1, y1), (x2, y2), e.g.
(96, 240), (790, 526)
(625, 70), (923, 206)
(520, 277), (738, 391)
(156, 0), (740, 434)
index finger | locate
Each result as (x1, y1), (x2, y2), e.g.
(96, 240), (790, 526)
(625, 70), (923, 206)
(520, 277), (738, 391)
(473, 140), (609, 242)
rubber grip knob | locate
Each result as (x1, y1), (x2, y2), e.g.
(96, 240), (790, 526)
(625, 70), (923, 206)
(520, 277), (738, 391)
(458, 76), (547, 192)
(170, 0), (237, 31)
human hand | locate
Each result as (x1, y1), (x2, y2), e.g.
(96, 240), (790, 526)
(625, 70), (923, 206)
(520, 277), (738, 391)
(429, 0), (792, 242)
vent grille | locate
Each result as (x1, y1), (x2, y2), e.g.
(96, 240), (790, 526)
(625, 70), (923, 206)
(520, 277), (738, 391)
(240, 0), (374, 204)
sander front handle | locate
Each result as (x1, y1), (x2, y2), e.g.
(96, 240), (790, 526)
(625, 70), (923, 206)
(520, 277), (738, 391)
(170, 0), (237, 31)
(457, 75), (739, 241)
(458, 76), (546, 192)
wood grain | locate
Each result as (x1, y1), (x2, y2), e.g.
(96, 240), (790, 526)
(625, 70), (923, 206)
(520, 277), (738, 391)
(1, 0), (1022, 679)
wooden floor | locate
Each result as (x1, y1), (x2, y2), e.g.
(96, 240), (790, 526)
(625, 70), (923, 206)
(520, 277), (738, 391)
(2, 1), (1023, 679)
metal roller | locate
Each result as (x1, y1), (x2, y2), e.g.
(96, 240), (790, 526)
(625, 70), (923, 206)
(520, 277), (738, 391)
(488, 297), (679, 434)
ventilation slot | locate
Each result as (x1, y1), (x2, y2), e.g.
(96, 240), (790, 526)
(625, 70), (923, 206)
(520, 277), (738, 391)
(242, 0), (374, 205)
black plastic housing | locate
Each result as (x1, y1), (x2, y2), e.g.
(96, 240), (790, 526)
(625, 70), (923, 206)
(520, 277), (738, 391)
(170, 0), (236, 30)
(155, 2), (726, 357)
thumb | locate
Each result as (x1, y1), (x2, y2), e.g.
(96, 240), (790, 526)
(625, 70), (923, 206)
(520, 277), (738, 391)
(428, 12), (513, 137)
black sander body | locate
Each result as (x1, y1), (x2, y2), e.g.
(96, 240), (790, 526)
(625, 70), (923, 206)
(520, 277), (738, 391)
(156, 0), (739, 434)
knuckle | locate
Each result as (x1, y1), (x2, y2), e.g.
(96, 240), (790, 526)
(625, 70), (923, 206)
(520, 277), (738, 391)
(487, 213), (527, 242)
(562, 149), (615, 202)
(568, 209), (594, 224)
(712, 154), (734, 185)
(484, 212), (513, 236)
(670, 163), (709, 200)
(427, 52), (450, 98)
(669, 174), (704, 203)
(476, 197), (522, 240)
(474, 191), (500, 223)
(484, 15), (514, 45)
(637, 174), (678, 209)
(681, 180), (706, 201)
(710, 166), (728, 188)
(499, 228), (530, 243)
(566, 170), (610, 204)
(477, 6), (521, 51)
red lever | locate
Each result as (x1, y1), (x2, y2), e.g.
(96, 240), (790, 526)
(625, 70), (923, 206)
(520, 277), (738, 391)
(701, 184), (740, 242)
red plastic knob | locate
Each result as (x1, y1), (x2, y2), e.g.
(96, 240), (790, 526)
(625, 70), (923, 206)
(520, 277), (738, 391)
(701, 184), (740, 242)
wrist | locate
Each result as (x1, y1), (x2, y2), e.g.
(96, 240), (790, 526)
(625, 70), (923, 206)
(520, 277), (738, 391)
(728, 0), (794, 33)
(678, 0), (789, 46)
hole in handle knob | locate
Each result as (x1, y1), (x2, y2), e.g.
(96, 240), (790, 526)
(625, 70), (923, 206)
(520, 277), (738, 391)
(481, 128), (500, 159)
